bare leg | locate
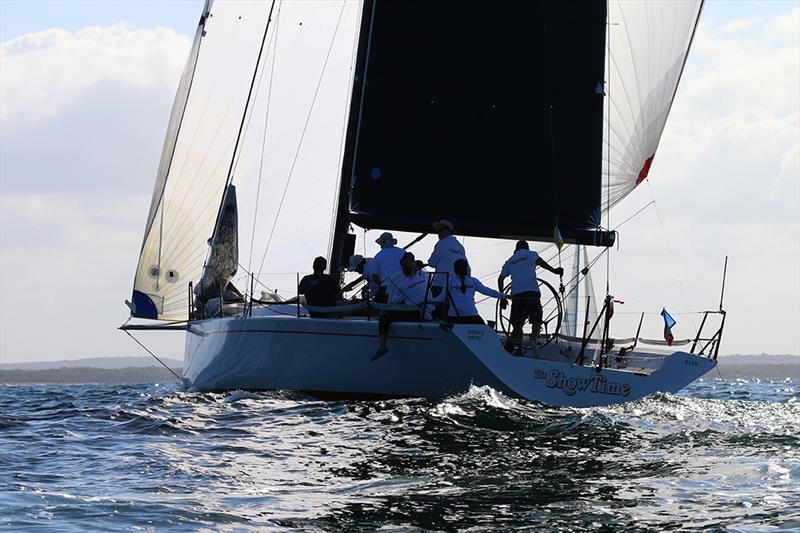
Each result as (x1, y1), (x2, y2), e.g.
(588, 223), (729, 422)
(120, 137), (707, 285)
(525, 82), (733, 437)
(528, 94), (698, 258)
(511, 324), (524, 353)
(373, 315), (391, 360)
(529, 319), (541, 345)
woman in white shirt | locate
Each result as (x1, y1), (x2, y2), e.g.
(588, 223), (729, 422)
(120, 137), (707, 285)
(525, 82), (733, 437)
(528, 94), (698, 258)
(445, 259), (508, 325)
(373, 252), (429, 360)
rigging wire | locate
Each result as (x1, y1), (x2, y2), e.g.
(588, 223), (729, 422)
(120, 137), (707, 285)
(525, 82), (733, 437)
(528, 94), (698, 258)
(150, 2), (280, 315)
(257, 0), (349, 277)
(122, 328), (182, 382)
(605, 0), (612, 298)
(213, 0), (277, 220)
(247, 1), (283, 283)
(646, 179), (699, 334)
(326, 3), (364, 261)
(474, 196), (653, 286)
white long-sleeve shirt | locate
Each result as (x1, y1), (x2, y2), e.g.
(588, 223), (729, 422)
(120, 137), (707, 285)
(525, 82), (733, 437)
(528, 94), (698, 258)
(373, 245), (405, 287)
(388, 272), (429, 306)
(387, 272), (435, 319)
(446, 275), (505, 318)
(428, 235), (466, 276)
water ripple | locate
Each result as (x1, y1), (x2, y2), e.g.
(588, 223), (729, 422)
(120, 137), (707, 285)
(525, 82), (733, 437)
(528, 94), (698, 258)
(0, 379), (798, 532)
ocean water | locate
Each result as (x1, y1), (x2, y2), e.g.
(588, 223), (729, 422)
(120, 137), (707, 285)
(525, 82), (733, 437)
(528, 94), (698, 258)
(1, 379), (798, 532)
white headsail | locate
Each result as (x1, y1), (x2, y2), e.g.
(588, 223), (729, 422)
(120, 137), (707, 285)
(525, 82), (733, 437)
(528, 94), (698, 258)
(131, 0), (361, 320)
(602, 0), (704, 210)
(131, 1), (274, 319)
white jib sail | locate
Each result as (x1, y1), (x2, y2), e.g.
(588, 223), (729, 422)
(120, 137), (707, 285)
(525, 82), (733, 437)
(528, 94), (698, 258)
(131, 1), (275, 320)
(131, 0), (362, 320)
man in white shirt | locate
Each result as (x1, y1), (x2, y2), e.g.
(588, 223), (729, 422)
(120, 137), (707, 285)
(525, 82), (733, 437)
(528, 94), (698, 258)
(498, 240), (563, 354)
(372, 232), (405, 303)
(428, 219), (467, 299)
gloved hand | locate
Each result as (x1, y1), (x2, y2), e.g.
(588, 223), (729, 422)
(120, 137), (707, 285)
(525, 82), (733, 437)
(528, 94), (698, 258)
(500, 298), (509, 310)
(555, 267), (564, 276)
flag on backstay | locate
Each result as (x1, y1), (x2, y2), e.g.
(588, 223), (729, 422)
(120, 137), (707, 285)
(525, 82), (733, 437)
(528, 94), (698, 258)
(661, 308), (676, 346)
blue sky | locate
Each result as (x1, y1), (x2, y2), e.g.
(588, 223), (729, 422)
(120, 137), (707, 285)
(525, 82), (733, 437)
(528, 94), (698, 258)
(1, 0), (795, 40)
(0, 0), (798, 361)
(0, 0), (204, 40)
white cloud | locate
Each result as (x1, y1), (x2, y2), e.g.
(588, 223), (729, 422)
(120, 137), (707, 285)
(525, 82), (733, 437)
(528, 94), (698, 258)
(1, 24), (190, 125)
(0, 25), (189, 362)
(720, 17), (764, 33)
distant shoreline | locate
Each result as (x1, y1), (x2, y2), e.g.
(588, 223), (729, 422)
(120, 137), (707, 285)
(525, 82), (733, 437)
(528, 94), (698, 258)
(1, 360), (797, 386)
(0, 366), (182, 385)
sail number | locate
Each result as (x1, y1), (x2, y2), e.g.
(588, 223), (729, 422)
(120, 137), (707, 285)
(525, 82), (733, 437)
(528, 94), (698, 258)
(467, 329), (485, 341)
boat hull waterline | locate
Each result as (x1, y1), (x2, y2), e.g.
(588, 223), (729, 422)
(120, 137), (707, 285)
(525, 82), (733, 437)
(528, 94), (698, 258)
(183, 315), (715, 408)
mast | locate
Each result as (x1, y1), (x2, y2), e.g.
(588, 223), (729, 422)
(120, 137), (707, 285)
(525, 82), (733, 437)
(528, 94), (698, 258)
(328, 0), (377, 275)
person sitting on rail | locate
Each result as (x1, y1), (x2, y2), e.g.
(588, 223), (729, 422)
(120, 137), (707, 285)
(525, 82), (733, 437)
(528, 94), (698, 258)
(373, 252), (431, 361)
(445, 259), (508, 324)
(372, 232), (405, 303)
(298, 256), (340, 318)
(498, 240), (563, 354)
(348, 254), (378, 300)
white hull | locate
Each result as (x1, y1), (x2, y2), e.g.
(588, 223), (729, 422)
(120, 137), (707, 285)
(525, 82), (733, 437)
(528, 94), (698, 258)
(183, 314), (716, 407)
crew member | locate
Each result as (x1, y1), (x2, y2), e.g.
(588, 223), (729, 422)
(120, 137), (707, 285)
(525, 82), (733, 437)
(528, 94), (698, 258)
(498, 240), (563, 353)
(446, 259), (508, 324)
(298, 256), (340, 318)
(373, 252), (430, 361)
(428, 219), (467, 299)
(372, 232), (405, 303)
(348, 254), (378, 300)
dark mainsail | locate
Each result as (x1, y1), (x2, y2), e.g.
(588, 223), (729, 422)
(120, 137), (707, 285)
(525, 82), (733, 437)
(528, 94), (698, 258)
(331, 0), (612, 270)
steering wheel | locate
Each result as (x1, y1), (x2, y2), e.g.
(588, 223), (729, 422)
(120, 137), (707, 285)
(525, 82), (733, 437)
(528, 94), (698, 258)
(496, 278), (563, 349)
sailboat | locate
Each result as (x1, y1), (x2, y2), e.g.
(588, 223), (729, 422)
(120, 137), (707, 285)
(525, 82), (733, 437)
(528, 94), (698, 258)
(122, 0), (726, 407)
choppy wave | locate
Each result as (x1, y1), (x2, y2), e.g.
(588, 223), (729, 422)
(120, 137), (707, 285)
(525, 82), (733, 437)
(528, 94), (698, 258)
(1, 379), (798, 532)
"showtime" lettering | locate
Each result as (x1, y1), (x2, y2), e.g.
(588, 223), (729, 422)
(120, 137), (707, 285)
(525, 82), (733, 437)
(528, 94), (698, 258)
(542, 369), (631, 397)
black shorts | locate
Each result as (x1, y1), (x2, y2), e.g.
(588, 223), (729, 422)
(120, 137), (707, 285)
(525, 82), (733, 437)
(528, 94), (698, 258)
(378, 310), (421, 335)
(374, 286), (388, 303)
(510, 291), (542, 327)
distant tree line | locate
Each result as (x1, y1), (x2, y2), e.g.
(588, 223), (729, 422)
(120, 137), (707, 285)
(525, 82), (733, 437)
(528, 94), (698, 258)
(0, 366), (182, 385)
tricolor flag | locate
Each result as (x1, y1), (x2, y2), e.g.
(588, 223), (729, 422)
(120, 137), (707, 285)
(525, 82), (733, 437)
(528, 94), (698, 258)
(553, 226), (564, 251)
(661, 308), (676, 346)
